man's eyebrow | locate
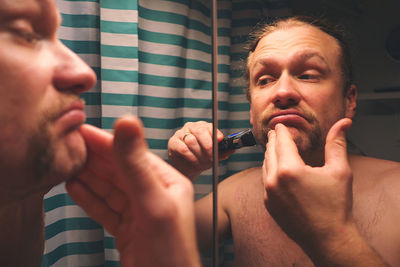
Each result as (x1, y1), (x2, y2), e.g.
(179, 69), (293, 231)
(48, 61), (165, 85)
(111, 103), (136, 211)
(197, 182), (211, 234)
(249, 50), (333, 81)
(32, 0), (61, 34)
(253, 58), (275, 69)
(0, 4), (38, 20)
(0, 1), (55, 29)
(250, 53), (280, 70)
(292, 51), (330, 68)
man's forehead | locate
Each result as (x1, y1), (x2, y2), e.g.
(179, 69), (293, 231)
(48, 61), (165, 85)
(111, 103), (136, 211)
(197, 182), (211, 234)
(249, 25), (340, 66)
(0, 0), (55, 18)
(0, 0), (38, 12)
(260, 25), (335, 49)
(0, 0), (60, 33)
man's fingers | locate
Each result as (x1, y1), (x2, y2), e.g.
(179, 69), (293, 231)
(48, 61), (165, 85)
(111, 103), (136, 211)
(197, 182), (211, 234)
(181, 122), (224, 158)
(220, 149), (235, 161)
(168, 137), (199, 164)
(113, 116), (159, 195)
(77, 169), (128, 214)
(83, 149), (116, 182)
(65, 179), (120, 235)
(180, 133), (208, 162)
(188, 123), (218, 159)
(325, 118), (352, 167)
(265, 129), (278, 186)
(79, 124), (113, 156)
(275, 123), (304, 165)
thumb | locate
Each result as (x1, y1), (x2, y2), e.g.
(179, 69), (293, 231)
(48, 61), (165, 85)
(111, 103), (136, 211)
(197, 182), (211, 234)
(113, 116), (155, 194)
(324, 118), (352, 167)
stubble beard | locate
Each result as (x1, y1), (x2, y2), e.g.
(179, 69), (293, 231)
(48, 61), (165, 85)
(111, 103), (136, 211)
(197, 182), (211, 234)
(27, 100), (86, 191)
(258, 115), (325, 166)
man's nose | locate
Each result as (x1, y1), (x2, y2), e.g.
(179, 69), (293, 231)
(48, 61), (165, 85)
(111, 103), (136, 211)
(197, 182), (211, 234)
(271, 72), (301, 108)
(52, 41), (97, 94)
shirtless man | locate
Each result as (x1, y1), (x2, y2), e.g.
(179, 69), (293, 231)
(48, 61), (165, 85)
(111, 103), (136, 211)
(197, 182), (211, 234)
(0, 1), (199, 266)
(168, 16), (400, 266)
(0, 0), (96, 265)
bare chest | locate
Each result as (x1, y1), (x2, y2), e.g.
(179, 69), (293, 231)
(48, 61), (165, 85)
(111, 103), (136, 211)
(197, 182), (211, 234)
(228, 180), (398, 267)
(229, 185), (313, 267)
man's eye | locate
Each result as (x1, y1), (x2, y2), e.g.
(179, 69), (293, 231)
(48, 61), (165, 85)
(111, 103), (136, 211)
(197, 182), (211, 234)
(298, 74), (319, 80)
(19, 31), (42, 43)
(257, 77), (274, 86)
(11, 28), (42, 44)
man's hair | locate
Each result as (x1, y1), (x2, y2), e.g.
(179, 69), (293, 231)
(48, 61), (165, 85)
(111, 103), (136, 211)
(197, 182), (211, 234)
(243, 16), (353, 101)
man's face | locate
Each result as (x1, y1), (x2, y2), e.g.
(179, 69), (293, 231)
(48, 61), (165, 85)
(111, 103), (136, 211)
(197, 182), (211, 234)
(248, 24), (356, 164)
(0, 0), (96, 201)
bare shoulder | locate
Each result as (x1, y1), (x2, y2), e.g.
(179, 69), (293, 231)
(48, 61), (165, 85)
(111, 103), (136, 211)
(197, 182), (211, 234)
(218, 166), (263, 209)
(349, 154), (400, 195)
(349, 154), (400, 180)
(349, 155), (400, 265)
(219, 167), (262, 192)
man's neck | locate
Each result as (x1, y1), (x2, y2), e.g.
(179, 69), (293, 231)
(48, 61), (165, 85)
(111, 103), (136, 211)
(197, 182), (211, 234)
(0, 191), (45, 267)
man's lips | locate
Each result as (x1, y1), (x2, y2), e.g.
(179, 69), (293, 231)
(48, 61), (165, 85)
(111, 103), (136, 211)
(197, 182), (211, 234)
(267, 110), (309, 128)
(55, 101), (86, 132)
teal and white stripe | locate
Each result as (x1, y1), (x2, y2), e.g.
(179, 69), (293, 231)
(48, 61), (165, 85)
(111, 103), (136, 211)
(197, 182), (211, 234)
(43, 1), (291, 266)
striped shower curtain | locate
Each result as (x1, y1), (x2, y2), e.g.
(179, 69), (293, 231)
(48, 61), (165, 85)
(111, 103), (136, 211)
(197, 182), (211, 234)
(42, 0), (291, 266)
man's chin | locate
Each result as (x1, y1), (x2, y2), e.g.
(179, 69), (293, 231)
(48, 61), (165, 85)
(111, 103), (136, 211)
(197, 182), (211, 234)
(259, 125), (305, 147)
(50, 130), (87, 183)
(290, 127), (324, 166)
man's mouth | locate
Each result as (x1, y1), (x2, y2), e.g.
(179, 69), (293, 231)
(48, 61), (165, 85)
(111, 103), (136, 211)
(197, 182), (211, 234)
(55, 100), (86, 132)
(266, 109), (309, 129)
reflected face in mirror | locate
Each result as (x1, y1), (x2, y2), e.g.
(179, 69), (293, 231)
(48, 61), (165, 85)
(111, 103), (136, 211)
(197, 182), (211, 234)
(248, 23), (356, 163)
(0, 0), (96, 200)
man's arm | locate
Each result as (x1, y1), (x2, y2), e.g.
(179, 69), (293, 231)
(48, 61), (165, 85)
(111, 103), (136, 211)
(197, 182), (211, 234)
(66, 116), (200, 267)
(195, 188), (232, 252)
(167, 121), (235, 251)
(263, 118), (390, 266)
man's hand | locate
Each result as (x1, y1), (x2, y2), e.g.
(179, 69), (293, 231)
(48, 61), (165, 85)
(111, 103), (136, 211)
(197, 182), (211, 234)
(168, 121), (233, 180)
(66, 116), (200, 267)
(263, 118), (389, 266)
(263, 118), (353, 244)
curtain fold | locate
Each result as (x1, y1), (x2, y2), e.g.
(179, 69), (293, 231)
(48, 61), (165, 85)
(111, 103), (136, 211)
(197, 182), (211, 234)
(43, 1), (291, 266)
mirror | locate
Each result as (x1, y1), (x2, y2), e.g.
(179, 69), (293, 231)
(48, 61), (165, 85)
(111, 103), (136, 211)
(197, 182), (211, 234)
(43, 1), (399, 267)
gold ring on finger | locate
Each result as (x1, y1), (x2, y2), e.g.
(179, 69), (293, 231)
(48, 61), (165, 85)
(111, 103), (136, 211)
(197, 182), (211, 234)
(182, 132), (193, 141)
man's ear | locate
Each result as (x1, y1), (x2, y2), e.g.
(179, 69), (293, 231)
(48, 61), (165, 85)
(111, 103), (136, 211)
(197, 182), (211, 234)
(345, 84), (357, 119)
